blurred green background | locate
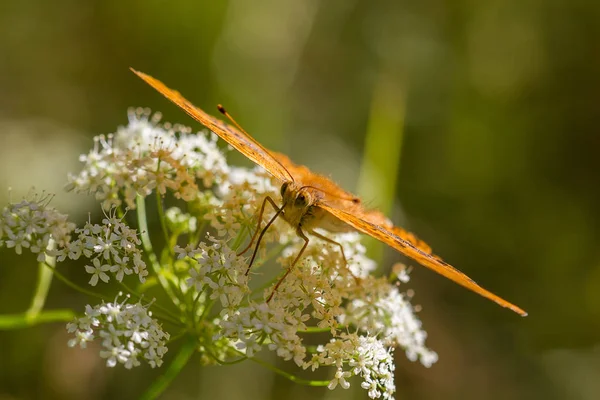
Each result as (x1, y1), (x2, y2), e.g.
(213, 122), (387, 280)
(1, 0), (599, 399)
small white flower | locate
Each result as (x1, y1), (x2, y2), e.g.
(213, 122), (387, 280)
(328, 368), (351, 390)
(85, 258), (110, 286)
(110, 259), (133, 282)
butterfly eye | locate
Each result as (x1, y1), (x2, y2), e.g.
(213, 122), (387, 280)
(295, 193), (307, 206)
(280, 182), (289, 197)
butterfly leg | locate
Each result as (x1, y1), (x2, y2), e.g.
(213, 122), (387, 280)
(267, 228), (309, 302)
(308, 230), (347, 265)
(309, 230), (361, 282)
(243, 196), (284, 275)
(238, 196), (279, 256)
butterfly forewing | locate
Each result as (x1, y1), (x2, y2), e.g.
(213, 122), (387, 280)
(130, 68), (293, 183)
(318, 203), (527, 316)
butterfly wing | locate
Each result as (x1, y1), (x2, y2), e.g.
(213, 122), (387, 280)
(271, 151), (360, 203)
(131, 68), (293, 183)
(131, 69), (525, 316)
(318, 202), (527, 316)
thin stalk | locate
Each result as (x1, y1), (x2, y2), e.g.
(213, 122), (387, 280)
(205, 347), (248, 365)
(249, 355), (330, 387)
(46, 264), (109, 302)
(116, 281), (182, 326)
(26, 241), (56, 317)
(297, 326), (341, 334)
(139, 336), (196, 400)
(155, 190), (171, 251)
(136, 195), (180, 307)
(0, 309), (75, 329)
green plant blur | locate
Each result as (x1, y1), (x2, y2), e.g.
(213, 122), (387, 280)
(1, 1), (598, 399)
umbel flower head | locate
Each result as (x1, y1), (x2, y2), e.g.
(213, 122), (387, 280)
(0, 192), (75, 261)
(67, 293), (169, 369)
(0, 109), (437, 400)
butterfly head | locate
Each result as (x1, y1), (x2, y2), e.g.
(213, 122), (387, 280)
(279, 182), (315, 229)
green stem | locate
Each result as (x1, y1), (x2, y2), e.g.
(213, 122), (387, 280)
(297, 326), (341, 334)
(136, 195), (180, 307)
(249, 355), (330, 387)
(137, 195), (162, 272)
(139, 336), (196, 400)
(205, 348), (247, 365)
(47, 264), (109, 302)
(116, 281), (181, 326)
(192, 290), (204, 314)
(0, 309), (75, 329)
(165, 329), (188, 344)
(155, 190), (171, 249)
(26, 243), (56, 317)
(230, 220), (250, 252)
(190, 220), (207, 248)
(198, 297), (215, 323)
(191, 291), (207, 329)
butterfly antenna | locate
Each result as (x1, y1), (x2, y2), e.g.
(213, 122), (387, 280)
(217, 104), (251, 137)
(218, 104), (295, 183)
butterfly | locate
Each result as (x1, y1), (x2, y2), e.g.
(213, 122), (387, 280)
(131, 68), (527, 316)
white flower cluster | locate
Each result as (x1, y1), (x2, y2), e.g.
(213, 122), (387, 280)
(177, 236), (250, 310)
(66, 108), (230, 209)
(165, 135), (437, 399)
(0, 197), (148, 286)
(219, 301), (307, 365)
(52, 210), (148, 285)
(0, 110), (438, 398)
(212, 229), (435, 399)
(67, 294), (169, 368)
(0, 194), (75, 261)
(207, 165), (282, 243)
(340, 275), (439, 367)
(313, 334), (396, 399)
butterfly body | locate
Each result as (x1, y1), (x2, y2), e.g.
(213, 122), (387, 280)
(131, 68), (527, 316)
(279, 182), (317, 231)
(275, 151), (358, 234)
(278, 181), (350, 234)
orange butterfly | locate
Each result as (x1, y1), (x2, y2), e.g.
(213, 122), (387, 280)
(131, 68), (527, 317)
